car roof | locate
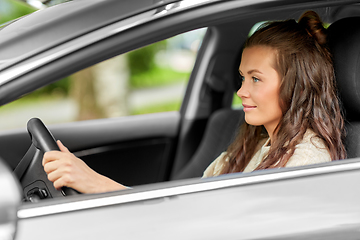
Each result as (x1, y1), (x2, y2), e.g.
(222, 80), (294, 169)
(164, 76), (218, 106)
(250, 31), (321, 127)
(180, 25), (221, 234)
(1, 0), (356, 69)
(0, 0), (183, 66)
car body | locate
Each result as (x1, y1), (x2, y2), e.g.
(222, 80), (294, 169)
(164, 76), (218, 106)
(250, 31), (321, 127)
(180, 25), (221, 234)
(0, 0), (360, 239)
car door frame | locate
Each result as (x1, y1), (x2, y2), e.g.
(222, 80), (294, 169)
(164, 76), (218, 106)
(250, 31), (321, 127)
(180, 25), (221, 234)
(15, 158), (360, 239)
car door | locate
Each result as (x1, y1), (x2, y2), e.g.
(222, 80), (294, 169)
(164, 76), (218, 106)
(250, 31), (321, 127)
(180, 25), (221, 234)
(15, 159), (360, 240)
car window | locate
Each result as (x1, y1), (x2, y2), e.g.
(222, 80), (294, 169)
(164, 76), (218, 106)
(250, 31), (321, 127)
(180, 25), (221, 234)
(0, 28), (206, 130)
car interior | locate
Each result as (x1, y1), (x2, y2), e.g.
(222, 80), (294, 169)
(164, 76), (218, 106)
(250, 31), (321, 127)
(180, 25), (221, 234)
(172, 5), (360, 181)
(1, 2), (360, 201)
(176, 7), (360, 179)
(328, 15), (360, 159)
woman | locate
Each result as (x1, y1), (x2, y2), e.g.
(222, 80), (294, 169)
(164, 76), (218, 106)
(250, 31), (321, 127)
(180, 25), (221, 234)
(43, 11), (346, 193)
(203, 11), (346, 177)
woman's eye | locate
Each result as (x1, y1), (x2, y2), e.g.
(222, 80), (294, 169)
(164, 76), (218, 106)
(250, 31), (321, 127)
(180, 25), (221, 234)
(252, 77), (260, 82)
(239, 74), (245, 81)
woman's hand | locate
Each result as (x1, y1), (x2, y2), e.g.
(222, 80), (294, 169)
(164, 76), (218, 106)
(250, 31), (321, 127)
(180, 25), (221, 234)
(42, 140), (128, 194)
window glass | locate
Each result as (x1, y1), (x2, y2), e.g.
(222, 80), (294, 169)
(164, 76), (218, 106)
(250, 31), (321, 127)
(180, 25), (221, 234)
(0, 28), (207, 130)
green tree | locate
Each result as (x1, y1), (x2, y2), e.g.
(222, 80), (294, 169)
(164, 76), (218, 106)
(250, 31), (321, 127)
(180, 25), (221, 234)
(127, 41), (167, 75)
(0, 0), (35, 24)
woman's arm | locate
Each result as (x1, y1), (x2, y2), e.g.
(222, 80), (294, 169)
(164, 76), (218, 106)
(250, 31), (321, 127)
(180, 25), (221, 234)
(42, 140), (128, 194)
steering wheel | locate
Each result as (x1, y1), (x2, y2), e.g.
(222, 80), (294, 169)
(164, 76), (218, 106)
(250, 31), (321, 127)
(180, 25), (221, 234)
(14, 118), (78, 201)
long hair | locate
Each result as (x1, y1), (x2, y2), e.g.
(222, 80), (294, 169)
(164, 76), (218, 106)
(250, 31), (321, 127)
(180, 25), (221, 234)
(221, 11), (346, 174)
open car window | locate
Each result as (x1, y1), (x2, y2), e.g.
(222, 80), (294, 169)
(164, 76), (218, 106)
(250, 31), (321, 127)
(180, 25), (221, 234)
(0, 28), (206, 130)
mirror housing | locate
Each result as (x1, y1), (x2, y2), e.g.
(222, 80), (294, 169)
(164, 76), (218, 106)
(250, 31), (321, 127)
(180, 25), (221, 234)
(0, 159), (22, 240)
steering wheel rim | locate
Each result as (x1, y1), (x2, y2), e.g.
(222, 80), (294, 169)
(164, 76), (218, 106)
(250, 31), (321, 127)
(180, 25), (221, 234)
(15, 118), (78, 201)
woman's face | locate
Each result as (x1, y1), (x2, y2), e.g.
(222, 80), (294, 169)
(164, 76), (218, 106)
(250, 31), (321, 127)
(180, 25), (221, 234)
(237, 46), (282, 137)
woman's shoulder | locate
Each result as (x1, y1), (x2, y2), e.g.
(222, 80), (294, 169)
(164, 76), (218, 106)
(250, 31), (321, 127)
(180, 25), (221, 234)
(300, 129), (328, 150)
(203, 138), (269, 177)
(202, 152), (229, 178)
(286, 129), (331, 167)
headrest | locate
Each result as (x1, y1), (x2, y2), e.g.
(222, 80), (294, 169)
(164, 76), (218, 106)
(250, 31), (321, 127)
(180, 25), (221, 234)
(328, 17), (360, 121)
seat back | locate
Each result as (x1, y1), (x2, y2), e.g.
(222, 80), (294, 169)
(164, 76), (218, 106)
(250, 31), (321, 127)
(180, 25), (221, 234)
(171, 108), (244, 180)
(328, 17), (360, 158)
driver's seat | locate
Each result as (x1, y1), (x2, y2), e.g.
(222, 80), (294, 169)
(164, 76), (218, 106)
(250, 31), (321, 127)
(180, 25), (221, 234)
(171, 108), (245, 180)
(328, 16), (360, 158)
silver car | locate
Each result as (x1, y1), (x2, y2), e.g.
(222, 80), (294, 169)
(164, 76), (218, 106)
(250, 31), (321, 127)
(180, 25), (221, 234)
(0, 0), (360, 239)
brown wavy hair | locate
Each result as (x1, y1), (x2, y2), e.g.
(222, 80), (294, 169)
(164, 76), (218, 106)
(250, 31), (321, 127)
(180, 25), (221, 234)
(221, 11), (346, 174)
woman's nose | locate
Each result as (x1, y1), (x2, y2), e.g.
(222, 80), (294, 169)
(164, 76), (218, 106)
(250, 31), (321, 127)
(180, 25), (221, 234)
(237, 80), (249, 98)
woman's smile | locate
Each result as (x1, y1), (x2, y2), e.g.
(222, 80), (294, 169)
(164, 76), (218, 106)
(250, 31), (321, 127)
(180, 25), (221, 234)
(242, 103), (257, 112)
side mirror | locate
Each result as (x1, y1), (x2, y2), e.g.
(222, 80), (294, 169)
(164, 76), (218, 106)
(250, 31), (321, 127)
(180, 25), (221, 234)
(0, 158), (22, 240)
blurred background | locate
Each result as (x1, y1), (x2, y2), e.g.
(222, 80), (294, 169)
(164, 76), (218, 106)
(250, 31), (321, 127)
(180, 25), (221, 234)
(0, 0), (207, 130)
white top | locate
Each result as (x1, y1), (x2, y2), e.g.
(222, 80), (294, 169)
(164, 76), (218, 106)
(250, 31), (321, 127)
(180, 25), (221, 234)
(203, 129), (331, 177)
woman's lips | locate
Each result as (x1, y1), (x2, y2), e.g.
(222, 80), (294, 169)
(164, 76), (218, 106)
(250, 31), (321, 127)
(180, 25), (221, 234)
(242, 104), (257, 112)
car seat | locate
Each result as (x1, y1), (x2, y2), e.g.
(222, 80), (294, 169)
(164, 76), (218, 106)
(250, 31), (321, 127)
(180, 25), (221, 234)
(328, 17), (360, 158)
(171, 108), (245, 180)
